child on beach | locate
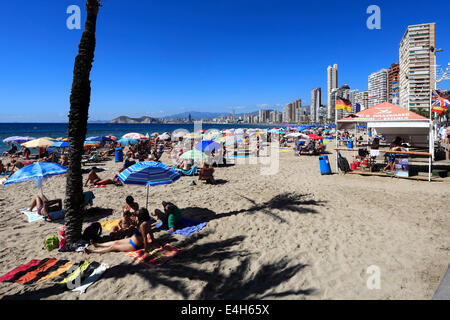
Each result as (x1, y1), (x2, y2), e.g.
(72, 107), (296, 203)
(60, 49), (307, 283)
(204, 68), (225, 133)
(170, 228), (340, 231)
(110, 210), (137, 239)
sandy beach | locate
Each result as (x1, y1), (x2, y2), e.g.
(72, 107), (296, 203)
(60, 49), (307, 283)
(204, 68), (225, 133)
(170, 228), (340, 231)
(0, 147), (449, 300)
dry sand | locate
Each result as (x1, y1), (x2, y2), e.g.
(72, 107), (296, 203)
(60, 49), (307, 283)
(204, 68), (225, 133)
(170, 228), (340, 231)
(0, 147), (449, 300)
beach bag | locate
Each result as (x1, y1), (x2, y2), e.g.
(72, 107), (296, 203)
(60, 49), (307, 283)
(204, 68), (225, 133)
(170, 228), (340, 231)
(44, 235), (60, 252)
(337, 152), (351, 173)
(81, 222), (102, 242)
(58, 225), (66, 249)
(358, 148), (368, 158)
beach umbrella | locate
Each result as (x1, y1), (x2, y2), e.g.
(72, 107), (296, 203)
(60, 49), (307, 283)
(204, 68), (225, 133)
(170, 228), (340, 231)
(195, 140), (221, 152)
(158, 133), (171, 140)
(297, 126), (308, 132)
(106, 135), (117, 141)
(39, 137), (56, 141)
(22, 138), (55, 149)
(2, 136), (35, 143)
(118, 161), (180, 208)
(117, 138), (138, 146)
(307, 134), (324, 140)
(50, 141), (69, 148)
(86, 136), (113, 142)
(180, 149), (206, 161)
(84, 141), (101, 148)
(122, 133), (147, 140)
(4, 162), (67, 196)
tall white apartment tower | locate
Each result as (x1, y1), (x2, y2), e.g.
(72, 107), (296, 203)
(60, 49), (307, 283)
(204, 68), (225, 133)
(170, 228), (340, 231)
(311, 88), (321, 123)
(327, 64), (338, 120)
(368, 69), (388, 108)
(399, 23), (436, 110)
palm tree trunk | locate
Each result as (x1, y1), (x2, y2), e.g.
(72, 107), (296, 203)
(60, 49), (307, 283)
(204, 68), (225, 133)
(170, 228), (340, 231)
(65, 0), (100, 244)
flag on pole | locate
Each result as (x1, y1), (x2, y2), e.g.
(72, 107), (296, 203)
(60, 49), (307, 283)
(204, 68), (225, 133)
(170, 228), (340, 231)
(431, 90), (450, 115)
(336, 98), (352, 112)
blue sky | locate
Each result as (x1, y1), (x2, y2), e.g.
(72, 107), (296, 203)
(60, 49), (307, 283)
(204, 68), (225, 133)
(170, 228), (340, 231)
(0, 0), (449, 122)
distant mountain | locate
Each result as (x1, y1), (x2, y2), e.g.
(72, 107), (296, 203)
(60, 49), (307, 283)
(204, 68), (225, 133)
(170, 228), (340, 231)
(107, 116), (161, 124)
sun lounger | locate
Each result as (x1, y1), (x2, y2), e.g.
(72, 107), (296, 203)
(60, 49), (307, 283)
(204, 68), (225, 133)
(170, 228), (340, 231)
(81, 153), (100, 165)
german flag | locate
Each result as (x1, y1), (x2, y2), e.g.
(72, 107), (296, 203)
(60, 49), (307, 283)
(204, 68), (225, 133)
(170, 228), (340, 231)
(336, 98), (352, 112)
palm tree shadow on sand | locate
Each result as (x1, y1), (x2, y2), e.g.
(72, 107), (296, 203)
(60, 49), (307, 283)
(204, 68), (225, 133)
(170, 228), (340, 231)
(183, 192), (325, 224)
(1, 230), (315, 300)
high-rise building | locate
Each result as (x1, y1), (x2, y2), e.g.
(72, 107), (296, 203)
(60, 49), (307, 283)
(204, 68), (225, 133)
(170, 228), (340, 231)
(399, 23), (436, 110)
(355, 90), (369, 111)
(311, 88), (321, 123)
(387, 63), (400, 105)
(327, 64), (338, 120)
(368, 68), (388, 108)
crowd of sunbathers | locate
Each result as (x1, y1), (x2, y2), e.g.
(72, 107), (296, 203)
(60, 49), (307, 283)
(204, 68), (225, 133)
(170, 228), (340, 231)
(84, 196), (182, 254)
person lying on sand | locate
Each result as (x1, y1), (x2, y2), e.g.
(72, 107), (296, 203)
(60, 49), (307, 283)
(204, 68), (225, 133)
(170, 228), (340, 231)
(29, 195), (62, 216)
(85, 208), (159, 254)
(152, 201), (182, 232)
(84, 166), (122, 187)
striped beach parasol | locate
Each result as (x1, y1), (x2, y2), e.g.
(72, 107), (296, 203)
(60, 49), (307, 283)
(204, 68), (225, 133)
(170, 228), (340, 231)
(4, 162), (67, 196)
(122, 133), (147, 140)
(2, 136), (35, 143)
(118, 161), (180, 208)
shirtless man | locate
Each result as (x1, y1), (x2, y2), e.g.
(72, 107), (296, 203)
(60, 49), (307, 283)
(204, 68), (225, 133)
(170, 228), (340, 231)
(84, 167), (121, 187)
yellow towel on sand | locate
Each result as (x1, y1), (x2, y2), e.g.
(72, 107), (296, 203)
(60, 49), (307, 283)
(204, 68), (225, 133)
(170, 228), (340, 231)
(101, 219), (121, 231)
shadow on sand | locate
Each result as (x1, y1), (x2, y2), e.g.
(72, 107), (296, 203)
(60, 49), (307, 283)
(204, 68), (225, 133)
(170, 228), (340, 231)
(1, 230), (315, 300)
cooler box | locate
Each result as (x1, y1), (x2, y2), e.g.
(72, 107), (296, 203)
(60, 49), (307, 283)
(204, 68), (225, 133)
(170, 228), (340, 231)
(115, 148), (123, 162)
(347, 140), (354, 149)
(319, 155), (331, 175)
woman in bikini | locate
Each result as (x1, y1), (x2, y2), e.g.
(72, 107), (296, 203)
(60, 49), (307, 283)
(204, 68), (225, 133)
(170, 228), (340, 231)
(29, 195), (62, 216)
(85, 208), (159, 254)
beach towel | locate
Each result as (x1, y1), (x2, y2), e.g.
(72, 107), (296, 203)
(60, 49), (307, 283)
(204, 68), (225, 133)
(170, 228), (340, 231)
(36, 261), (74, 284)
(90, 184), (106, 189)
(172, 165), (198, 176)
(20, 208), (45, 223)
(126, 244), (180, 268)
(155, 218), (207, 236)
(0, 259), (42, 283)
(0, 259), (73, 285)
(59, 261), (91, 286)
(227, 154), (249, 158)
(72, 263), (108, 294)
(0, 259), (104, 293)
(47, 209), (65, 221)
(100, 219), (121, 232)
